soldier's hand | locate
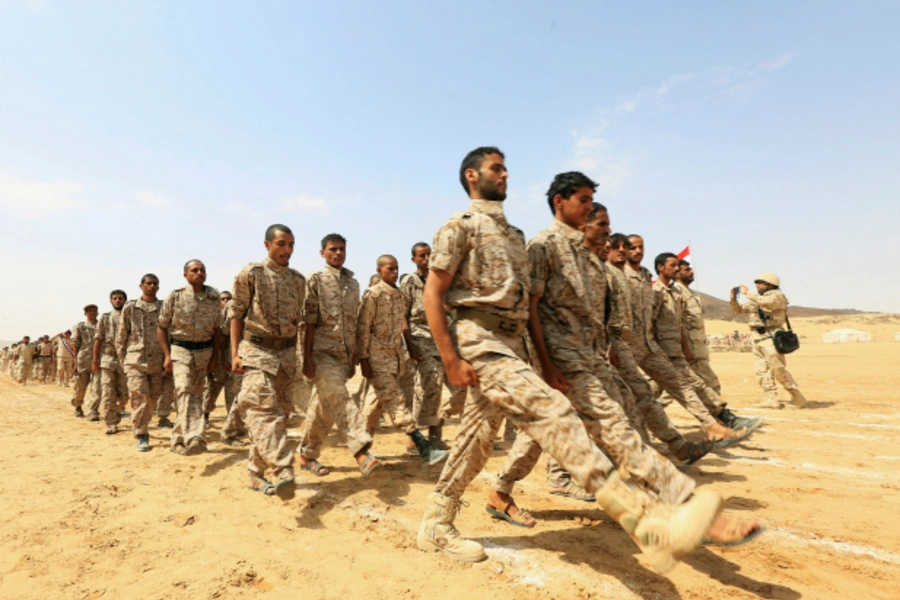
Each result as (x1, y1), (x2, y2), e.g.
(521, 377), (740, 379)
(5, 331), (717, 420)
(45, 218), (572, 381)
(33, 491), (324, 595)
(408, 344), (423, 362)
(542, 362), (569, 392)
(232, 356), (244, 375)
(163, 356), (173, 375)
(739, 285), (749, 295)
(445, 356), (478, 387)
(302, 358), (315, 380)
(360, 359), (373, 379)
(91, 361), (100, 373)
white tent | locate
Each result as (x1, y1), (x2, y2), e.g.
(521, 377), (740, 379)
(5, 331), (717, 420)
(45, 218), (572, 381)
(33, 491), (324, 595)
(822, 328), (871, 344)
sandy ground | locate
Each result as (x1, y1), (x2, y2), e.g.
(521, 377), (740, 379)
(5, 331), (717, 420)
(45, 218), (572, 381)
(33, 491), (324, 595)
(2, 316), (900, 600)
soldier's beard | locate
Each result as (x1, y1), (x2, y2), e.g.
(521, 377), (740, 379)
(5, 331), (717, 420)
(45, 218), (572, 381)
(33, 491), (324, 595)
(476, 178), (506, 201)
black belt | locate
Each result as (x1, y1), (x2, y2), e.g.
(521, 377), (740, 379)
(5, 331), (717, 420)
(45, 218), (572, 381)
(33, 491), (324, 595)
(37, 356), (52, 359)
(243, 331), (296, 350)
(171, 338), (214, 351)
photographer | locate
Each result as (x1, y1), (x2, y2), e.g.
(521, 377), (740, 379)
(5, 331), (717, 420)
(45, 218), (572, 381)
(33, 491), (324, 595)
(729, 273), (807, 409)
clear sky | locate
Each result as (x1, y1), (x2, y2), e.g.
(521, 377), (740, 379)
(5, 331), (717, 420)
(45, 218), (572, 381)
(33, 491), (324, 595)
(1, 1), (898, 340)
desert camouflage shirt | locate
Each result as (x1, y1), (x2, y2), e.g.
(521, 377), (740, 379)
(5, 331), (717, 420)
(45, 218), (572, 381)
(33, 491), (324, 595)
(624, 264), (662, 356)
(160, 285), (222, 343)
(606, 263), (633, 339)
(399, 272), (430, 340)
(96, 309), (124, 368)
(356, 279), (406, 374)
(116, 298), (164, 371)
(675, 281), (710, 360)
(730, 288), (789, 339)
(528, 219), (598, 372)
(430, 199), (530, 363)
(17, 343), (33, 364)
(231, 258), (306, 377)
(303, 263), (358, 364)
(652, 279), (687, 359)
(71, 321), (97, 371)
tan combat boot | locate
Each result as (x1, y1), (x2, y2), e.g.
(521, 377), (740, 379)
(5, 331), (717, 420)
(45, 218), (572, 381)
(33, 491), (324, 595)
(417, 492), (487, 563)
(755, 391), (782, 409)
(594, 470), (723, 574)
(788, 388), (808, 408)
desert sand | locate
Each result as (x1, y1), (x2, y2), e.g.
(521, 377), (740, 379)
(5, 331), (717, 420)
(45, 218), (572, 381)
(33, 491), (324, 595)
(2, 315), (899, 600)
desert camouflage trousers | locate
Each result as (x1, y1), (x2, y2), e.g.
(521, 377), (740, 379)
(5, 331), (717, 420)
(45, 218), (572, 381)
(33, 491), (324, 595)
(433, 333), (689, 503)
(753, 336), (799, 393)
(690, 358), (722, 395)
(611, 338), (686, 453)
(632, 345), (718, 429)
(364, 369), (414, 434)
(170, 348), (212, 448)
(236, 366), (293, 478)
(493, 356), (695, 505)
(126, 364), (163, 435)
(71, 370), (100, 409)
(34, 358), (52, 383)
(15, 361), (31, 384)
(57, 358), (74, 386)
(101, 361), (128, 426)
(202, 365), (238, 415)
(299, 354), (373, 460)
(401, 349), (444, 428)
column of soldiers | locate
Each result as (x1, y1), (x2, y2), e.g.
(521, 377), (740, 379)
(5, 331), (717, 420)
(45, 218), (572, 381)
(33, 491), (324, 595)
(2, 145), (821, 580)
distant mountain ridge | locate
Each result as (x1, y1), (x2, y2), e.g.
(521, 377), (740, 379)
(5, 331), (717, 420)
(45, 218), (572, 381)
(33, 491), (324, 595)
(696, 291), (867, 322)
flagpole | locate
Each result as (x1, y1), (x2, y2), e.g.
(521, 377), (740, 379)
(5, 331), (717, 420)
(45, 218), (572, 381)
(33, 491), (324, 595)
(690, 240), (698, 293)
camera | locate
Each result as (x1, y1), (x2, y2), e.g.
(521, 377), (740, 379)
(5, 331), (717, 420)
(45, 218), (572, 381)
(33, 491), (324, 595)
(732, 286), (741, 299)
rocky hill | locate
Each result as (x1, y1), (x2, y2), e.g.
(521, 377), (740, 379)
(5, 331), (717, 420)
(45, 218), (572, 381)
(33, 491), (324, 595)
(697, 292), (867, 322)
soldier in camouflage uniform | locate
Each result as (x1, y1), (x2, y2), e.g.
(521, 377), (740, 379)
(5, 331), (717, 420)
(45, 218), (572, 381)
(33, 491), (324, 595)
(14, 336), (33, 384)
(492, 176), (704, 528)
(93, 290), (128, 432)
(675, 261), (720, 393)
(116, 274), (165, 451)
(203, 291), (239, 423)
(624, 238), (747, 445)
(653, 254), (761, 437)
(417, 148), (757, 572)
(71, 305), (100, 417)
(297, 234), (378, 479)
(230, 225), (306, 496)
(159, 260), (222, 455)
(400, 242), (467, 449)
(35, 336), (54, 383)
(56, 332), (75, 387)
(730, 272), (807, 409)
(358, 255), (448, 466)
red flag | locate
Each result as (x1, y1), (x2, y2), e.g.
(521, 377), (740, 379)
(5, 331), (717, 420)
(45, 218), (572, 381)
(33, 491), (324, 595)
(677, 245), (691, 264)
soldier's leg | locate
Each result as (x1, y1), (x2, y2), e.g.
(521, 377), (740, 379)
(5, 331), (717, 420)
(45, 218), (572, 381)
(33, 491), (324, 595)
(674, 357), (725, 417)
(565, 367), (696, 505)
(102, 367), (122, 428)
(299, 357), (372, 461)
(289, 375), (312, 418)
(639, 351), (718, 429)
(690, 359), (722, 395)
(238, 367), (294, 481)
(758, 339), (799, 390)
(71, 371), (91, 411)
(202, 367), (227, 415)
(87, 371), (102, 416)
(128, 367), (153, 435)
(493, 429), (543, 495)
(221, 373), (246, 439)
(184, 351), (212, 444)
(157, 374), (175, 422)
(414, 354), (444, 429)
(439, 376), (467, 421)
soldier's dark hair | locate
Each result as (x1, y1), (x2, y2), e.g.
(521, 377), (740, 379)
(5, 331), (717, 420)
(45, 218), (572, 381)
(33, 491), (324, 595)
(627, 234), (643, 241)
(265, 224), (293, 242)
(140, 273), (159, 284)
(220, 290), (232, 297)
(411, 242), (430, 256)
(678, 260), (691, 268)
(609, 233), (631, 250)
(545, 171), (598, 215)
(110, 289), (127, 300)
(586, 201), (608, 224)
(654, 252), (678, 275)
(459, 146), (504, 194)
(183, 259), (204, 273)
(321, 233), (346, 250)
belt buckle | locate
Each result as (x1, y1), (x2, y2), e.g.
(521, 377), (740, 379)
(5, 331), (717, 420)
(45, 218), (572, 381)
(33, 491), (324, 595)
(497, 317), (521, 336)
(250, 335), (263, 345)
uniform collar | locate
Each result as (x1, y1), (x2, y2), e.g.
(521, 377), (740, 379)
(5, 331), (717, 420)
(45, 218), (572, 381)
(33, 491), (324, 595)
(324, 263), (354, 279)
(265, 257), (289, 274)
(469, 199), (506, 217)
(549, 218), (585, 244)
